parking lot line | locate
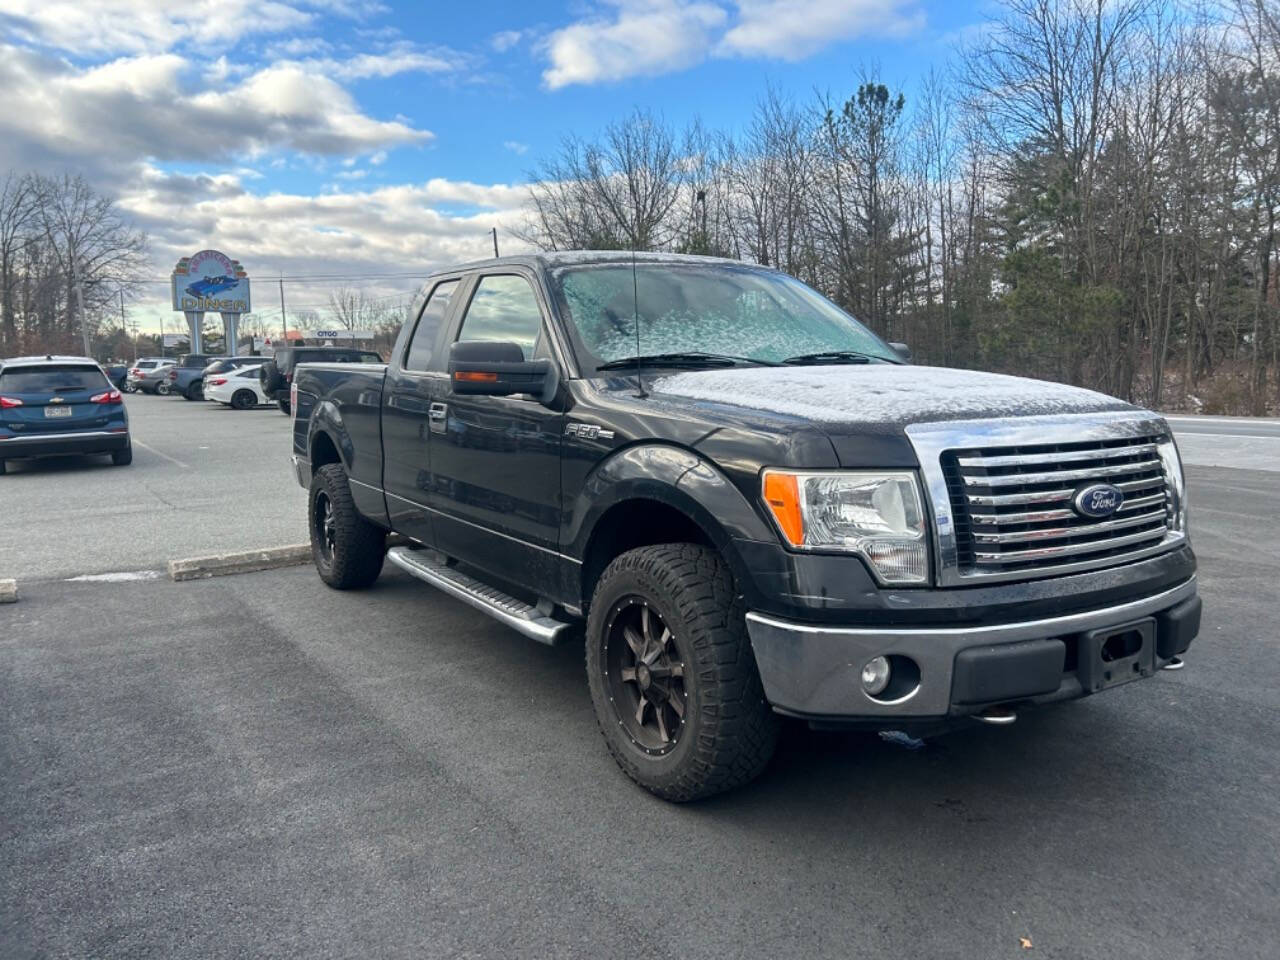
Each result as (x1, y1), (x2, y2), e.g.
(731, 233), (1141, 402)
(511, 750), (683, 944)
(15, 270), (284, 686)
(132, 438), (190, 469)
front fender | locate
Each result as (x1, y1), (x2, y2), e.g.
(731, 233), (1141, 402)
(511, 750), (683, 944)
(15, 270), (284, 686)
(565, 443), (778, 603)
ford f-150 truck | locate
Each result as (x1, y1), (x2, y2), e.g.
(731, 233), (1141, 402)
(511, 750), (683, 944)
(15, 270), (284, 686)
(290, 252), (1200, 801)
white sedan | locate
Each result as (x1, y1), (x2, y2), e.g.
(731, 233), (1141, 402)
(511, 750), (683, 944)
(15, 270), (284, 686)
(204, 364), (268, 409)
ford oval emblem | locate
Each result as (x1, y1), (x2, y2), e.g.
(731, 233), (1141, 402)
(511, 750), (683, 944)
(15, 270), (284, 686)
(1073, 483), (1124, 519)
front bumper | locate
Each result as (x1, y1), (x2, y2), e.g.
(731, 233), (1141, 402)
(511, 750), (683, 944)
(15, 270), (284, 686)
(745, 577), (1199, 721)
(0, 429), (130, 459)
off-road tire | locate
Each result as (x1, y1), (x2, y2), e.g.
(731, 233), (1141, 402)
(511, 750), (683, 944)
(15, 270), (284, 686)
(586, 543), (778, 801)
(230, 389), (256, 410)
(309, 463), (385, 589)
(277, 398), (291, 416)
(111, 445), (132, 466)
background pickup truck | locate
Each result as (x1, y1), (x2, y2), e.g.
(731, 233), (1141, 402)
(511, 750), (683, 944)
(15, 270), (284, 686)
(291, 251), (1201, 801)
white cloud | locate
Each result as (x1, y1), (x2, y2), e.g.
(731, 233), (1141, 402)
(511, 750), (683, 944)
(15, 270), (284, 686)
(0, 0), (318, 55)
(504, 140), (529, 155)
(539, 0), (926, 86)
(0, 46), (432, 173)
(491, 29), (526, 52)
(541, 1), (727, 89)
(113, 168), (532, 328)
(306, 44), (469, 80)
(718, 0), (925, 60)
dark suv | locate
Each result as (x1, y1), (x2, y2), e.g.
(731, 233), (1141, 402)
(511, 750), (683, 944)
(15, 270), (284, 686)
(260, 347), (383, 414)
(0, 356), (131, 474)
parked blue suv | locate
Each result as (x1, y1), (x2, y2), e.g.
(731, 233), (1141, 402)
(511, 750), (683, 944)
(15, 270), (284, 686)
(0, 356), (132, 475)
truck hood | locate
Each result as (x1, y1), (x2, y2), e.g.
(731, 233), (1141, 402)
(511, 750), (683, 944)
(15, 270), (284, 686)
(647, 364), (1136, 432)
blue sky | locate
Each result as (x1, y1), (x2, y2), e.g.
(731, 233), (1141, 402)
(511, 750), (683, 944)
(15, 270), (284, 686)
(0, 0), (986, 329)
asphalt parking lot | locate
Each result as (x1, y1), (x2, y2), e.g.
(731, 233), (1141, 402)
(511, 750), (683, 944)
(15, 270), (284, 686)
(2, 402), (1279, 958)
(0, 395), (305, 581)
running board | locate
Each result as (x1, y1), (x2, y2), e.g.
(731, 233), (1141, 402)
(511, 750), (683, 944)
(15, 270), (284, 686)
(386, 546), (575, 646)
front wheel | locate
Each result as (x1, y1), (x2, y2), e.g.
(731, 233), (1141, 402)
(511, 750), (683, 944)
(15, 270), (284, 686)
(184, 384), (202, 401)
(586, 543), (778, 802)
(157, 382), (171, 396)
(309, 463), (386, 589)
(230, 389), (255, 410)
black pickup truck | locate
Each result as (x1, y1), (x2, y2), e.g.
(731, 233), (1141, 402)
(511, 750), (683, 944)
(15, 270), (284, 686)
(291, 252), (1199, 801)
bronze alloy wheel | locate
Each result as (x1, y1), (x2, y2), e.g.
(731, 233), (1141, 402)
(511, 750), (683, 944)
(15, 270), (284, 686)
(602, 597), (688, 755)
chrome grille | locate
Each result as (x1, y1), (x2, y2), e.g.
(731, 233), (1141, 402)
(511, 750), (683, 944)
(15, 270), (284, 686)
(942, 435), (1172, 576)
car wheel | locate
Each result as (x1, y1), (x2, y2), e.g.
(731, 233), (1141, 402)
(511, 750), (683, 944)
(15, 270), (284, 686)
(278, 398), (292, 416)
(184, 384), (202, 401)
(111, 445), (132, 466)
(157, 382), (171, 396)
(230, 389), (255, 410)
(0, 459), (6, 475)
(585, 543), (779, 802)
(309, 463), (386, 589)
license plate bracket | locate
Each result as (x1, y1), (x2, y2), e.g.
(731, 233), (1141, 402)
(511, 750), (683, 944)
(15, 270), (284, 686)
(44, 405), (73, 418)
(1077, 617), (1156, 694)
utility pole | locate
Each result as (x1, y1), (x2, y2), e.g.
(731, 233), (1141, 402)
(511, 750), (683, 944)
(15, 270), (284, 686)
(492, 227), (499, 258)
(278, 277), (287, 340)
(70, 254), (92, 358)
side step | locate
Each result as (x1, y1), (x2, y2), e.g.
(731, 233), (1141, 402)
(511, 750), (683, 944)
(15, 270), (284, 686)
(386, 546), (575, 646)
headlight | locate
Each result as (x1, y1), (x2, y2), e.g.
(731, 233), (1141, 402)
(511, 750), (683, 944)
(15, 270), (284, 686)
(761, 469), (929, 584)
(1156, 437), (1188, 536)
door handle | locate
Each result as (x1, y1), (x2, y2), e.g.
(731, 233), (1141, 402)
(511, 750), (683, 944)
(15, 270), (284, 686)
(428, 402), (447, 421)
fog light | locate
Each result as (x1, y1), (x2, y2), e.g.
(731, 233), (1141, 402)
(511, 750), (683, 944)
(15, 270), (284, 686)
(861, 656), (891, 695)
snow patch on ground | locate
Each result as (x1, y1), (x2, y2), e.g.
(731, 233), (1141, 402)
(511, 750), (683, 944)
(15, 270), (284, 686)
(650, 365), (1132, 424)
(66, 570), (162, 583)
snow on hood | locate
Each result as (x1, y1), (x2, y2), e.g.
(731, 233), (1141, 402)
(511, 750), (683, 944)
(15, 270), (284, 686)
(649, 364), (1134, 426)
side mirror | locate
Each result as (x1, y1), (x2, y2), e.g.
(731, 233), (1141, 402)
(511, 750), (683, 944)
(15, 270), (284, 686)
(449, 340), (554, 399)
(889, 341), (912, 363)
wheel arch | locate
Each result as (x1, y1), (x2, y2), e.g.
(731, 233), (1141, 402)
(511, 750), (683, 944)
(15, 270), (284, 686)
(571, 443), (774, 613)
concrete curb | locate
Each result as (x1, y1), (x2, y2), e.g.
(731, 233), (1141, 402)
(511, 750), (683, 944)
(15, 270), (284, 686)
(0, 579), (16, 603)
(168, 544), (311, 582)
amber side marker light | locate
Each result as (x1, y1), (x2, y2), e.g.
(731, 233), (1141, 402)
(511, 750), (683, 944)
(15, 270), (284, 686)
(763, 471), (804, 547)
(454, 371), (498, 382)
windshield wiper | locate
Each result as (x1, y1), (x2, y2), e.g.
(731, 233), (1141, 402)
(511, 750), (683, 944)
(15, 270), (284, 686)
(597, 352), (779, 371)
(781, 350), (885, 366)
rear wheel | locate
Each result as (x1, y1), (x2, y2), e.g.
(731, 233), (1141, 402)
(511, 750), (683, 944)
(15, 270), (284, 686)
(586, 543), (778, 801)
(157, 381), (171, 396)
(184, 383), (202, 401)
(230, 389), (255, 410)
(0, 460), (6, 475)
(111, 445), (132, 466)
(309, 463), (385, 589)
(277, 398), (292, 416)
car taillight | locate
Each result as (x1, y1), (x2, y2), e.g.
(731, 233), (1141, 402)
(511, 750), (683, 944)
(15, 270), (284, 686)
(290, 381), (298, 411)
(211, 378), (228, 386)
(0, 396), (23, 409)
(90, 389), (123, 404)
(169, 370), (178, 380)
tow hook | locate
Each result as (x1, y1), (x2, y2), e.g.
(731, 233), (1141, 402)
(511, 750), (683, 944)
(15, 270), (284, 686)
(974, 706), (1017, 726)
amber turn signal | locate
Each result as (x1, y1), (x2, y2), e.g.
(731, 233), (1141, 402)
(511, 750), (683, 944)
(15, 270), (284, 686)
(454, 371), (498, 382)
(762, 470), (804, 547)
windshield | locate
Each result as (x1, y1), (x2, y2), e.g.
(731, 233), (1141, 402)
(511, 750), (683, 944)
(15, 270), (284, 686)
(550, 263), (897, 373)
